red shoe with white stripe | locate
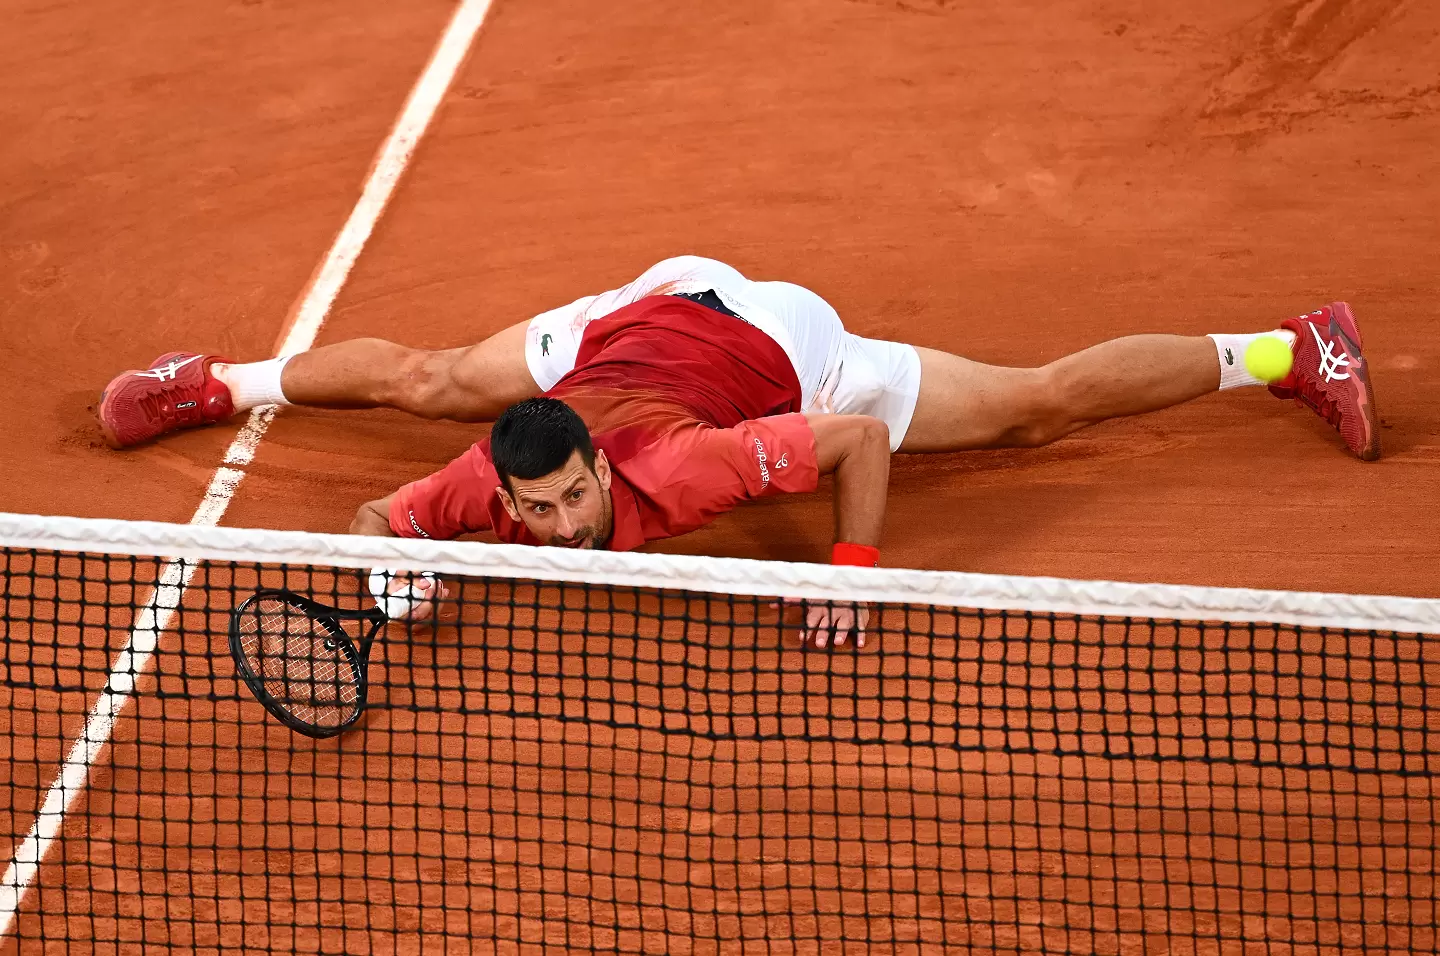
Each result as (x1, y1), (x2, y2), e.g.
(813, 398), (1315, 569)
(1269, 303), (1380, 461)
(96, 352), (235, 449)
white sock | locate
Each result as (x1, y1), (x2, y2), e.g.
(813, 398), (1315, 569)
(1207, 330), (1298, 390)
(211, 356), (293, 412)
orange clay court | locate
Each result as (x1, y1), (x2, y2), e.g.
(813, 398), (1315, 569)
(2, 0), (1438, 954)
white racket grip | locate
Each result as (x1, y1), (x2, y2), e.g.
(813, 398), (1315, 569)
(367, 568), (439, 620)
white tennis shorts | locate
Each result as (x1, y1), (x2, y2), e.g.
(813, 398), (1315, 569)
(524, 256), (922, 451)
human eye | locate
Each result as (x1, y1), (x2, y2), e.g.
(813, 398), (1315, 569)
(569, 489), (584, 502)
(531, 503), (549, 515)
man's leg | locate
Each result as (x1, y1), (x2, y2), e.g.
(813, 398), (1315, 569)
(899, 334), (1231, 452)
(98, 255), (765, 447)
(212, 320), (539, 422)
(97, 320), (546, 447)
(214, 254), (748, 419)
(896, 304), (1381, 461)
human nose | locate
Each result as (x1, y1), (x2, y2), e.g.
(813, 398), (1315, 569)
(553, 509), (577, 538)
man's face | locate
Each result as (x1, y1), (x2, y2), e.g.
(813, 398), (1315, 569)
(498, 449), (613, 549)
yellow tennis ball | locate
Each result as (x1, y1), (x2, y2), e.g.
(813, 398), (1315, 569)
(1244, 336), (1294, 383)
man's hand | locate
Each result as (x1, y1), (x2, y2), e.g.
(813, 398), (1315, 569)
(367, 569), (449, 621)
(780, 598), (872, 649)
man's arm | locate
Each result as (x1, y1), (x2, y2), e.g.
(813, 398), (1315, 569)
(787, 413), (890, 650)
(350, 493), (397, 536)
(805, 413), (891, 554)
(662, 411), (890, 555)
(356, 446), (497, 542)
(348, 451), (494, 622)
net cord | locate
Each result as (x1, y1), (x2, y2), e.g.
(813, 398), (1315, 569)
(1, 511), (1436, 632)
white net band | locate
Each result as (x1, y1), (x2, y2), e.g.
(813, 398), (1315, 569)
(1, 511), (1435, 632)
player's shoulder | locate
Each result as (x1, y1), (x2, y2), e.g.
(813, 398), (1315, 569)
(448, 436), (502, 490)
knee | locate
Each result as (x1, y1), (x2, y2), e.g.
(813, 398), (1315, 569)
(999, 367), (1071, 447)
(390, 348), (461, 419)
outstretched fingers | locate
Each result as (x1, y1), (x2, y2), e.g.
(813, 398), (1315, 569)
(800, 601), (870, 650)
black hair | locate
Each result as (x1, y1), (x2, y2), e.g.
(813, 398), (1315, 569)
(490, 397), (595, 489)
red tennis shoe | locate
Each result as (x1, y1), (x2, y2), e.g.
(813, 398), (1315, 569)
(1268, 303), (1380, 461)
(96, 352), (235, 449)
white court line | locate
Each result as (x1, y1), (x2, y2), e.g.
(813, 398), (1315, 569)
(0, 0), (495, 937)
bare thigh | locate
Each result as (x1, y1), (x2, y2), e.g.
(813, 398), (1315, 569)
(441, 319), (541, 421)
(898, 347), (1053, 453)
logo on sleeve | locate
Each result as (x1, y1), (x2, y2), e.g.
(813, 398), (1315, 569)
(753, 438), (771, 489)
(540, 333), (553, 356)
(407, 510), (431, 539)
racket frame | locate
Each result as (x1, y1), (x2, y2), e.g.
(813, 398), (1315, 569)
(228, 588), (387, 739)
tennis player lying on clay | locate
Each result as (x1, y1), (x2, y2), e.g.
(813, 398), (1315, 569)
(96, 256), (1381, 646)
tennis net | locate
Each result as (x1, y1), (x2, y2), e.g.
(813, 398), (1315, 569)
(1, 511), (1437, 954)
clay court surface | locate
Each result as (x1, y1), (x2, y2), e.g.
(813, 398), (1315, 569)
(2, 0), (1438, 953)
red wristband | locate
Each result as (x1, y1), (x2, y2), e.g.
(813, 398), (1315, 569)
(831, 542), (880, 567)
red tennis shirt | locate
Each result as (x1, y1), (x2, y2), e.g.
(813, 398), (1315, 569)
(387, 295), (820, 548)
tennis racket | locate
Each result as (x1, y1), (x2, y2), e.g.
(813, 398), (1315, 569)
(228, 589), (386, 739)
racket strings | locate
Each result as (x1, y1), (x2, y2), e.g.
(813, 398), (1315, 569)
(237, 598), (361, 728)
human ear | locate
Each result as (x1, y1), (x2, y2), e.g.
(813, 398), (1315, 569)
(594, 449), (612, 492)
(497, 487), (521, 523)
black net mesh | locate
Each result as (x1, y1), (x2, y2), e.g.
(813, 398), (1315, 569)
(2, 546), (1437, 954)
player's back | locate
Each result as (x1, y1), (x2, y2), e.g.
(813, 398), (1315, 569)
(389, 295), (816, 548)
(547, 295), (802, 432)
